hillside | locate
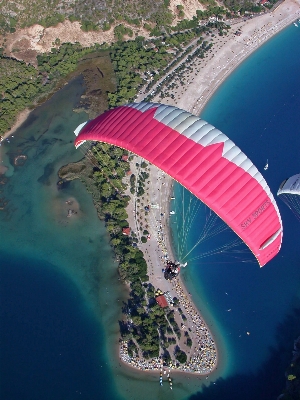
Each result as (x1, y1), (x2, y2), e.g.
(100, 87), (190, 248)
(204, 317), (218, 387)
(0, 0), (268, 37)
(0, 0), (271, 66)
(0, 0), (182, 33)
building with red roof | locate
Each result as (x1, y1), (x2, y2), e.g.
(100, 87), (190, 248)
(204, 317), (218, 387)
(156, 294), (168, 308)
(122, 227), (131, 236)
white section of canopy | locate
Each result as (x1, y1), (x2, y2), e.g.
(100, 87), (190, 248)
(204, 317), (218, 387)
(74, 121), (88, 136)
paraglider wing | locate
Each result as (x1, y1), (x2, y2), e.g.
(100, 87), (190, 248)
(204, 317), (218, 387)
(278, 174), (300, 221)
(75, 102), (282, 267)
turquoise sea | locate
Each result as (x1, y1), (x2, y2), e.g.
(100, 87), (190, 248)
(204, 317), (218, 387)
(0, 23), (300, 400)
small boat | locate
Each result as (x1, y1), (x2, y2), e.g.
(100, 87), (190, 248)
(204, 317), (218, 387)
(294, 22), (298, 27)
(264, 160), (268, 170)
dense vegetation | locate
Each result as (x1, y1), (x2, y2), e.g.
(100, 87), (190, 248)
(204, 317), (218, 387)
(0, 58), (41, 133)
(123, 284), (187, 363)
(108, 38), (172, 107)
(36, 42), (104, 79)
(89, 146), (158, 358)
(88, 143), (149, 282)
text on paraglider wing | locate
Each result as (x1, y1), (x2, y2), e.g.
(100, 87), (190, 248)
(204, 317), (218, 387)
(240, 199), (271, 230)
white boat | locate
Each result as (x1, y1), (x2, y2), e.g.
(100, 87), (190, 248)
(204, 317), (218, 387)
(264, 160), (268, 170)
(294, 22), (298, 27)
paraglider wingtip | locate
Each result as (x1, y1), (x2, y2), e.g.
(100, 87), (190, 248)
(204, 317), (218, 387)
(74, 121), (88, 136)
(74, 140), (86, 149)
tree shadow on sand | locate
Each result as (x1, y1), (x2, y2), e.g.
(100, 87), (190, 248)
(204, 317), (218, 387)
(189, 307), (300, 400)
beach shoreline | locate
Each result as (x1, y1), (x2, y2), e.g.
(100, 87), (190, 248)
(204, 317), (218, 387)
(0, 109), (31, 143)
(149, 0), (300, 115)
(196, 9), (300, 115)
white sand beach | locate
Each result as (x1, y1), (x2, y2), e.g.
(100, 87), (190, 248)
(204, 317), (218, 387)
(150, 0), (300, 114)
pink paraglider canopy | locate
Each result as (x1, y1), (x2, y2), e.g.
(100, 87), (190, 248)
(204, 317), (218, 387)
(75, 102), (282, 267)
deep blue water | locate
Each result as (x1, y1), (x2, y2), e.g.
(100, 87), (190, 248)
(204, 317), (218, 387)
(0, 253), (108, 400)
(178, 24), (300, 400)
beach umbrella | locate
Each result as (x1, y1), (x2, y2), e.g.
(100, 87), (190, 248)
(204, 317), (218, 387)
(74, 101), (283, 267)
